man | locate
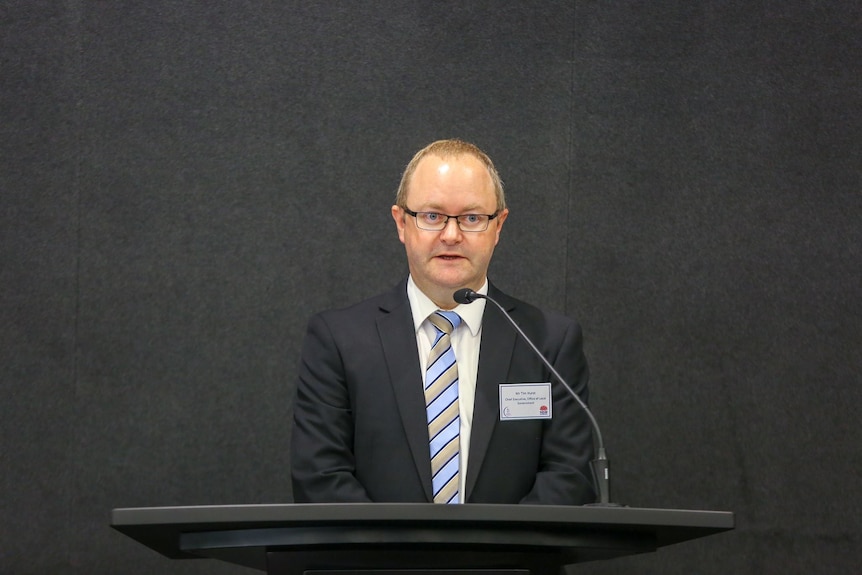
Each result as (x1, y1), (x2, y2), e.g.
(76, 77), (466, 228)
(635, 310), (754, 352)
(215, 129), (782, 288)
(291, 139), (596, 505)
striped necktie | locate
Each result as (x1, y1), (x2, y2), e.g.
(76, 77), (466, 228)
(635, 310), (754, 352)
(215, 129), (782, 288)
(425, 310), (462, 504)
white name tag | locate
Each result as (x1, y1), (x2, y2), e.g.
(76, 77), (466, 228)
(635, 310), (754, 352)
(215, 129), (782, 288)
(499, 383), (552, 420)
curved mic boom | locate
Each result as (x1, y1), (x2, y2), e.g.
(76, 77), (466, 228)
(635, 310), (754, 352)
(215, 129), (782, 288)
(453, 287), (614, 505)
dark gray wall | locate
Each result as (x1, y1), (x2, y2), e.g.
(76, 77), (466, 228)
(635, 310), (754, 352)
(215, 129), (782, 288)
(2, 1), (859, 573)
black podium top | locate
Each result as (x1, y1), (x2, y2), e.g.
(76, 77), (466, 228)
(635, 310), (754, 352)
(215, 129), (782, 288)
(111, 503), (733, 573)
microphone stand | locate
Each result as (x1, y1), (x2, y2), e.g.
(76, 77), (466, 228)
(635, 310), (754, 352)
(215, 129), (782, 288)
(454, 288), (617, 506)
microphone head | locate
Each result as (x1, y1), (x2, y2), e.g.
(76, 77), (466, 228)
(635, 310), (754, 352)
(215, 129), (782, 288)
(453, 288), (479, 304)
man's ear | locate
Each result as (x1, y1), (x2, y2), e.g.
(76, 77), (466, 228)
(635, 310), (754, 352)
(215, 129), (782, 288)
(493, 208), (509, 245)
(391, 205), (407, 244)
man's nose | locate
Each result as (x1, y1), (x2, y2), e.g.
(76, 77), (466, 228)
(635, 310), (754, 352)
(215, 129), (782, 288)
(439, 217), (462, 241)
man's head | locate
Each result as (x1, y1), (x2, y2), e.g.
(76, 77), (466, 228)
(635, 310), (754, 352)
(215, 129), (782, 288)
(392, 139), (509, 309)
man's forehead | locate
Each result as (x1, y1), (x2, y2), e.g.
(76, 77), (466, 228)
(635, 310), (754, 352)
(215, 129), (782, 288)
(411, 153), (492, 188)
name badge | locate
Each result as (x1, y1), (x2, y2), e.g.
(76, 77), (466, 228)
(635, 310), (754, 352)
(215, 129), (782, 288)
(499, 383), (552, 420)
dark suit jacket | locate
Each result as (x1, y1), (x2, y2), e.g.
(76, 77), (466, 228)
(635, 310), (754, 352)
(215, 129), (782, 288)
(290, 281), (596, 505)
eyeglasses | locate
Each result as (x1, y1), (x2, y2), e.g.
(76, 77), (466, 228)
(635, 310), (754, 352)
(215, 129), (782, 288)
(403, 207), (500, 232)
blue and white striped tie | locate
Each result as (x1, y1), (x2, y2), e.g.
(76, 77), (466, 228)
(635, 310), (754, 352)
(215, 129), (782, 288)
(425, 310), (462, 504)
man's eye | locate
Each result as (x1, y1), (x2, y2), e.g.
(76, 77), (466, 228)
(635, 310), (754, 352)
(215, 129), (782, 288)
(463, 214), (481, 224)
(423, 212), (442, 222)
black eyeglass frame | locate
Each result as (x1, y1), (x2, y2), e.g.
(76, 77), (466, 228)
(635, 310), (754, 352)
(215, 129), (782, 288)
(402, 207), (500, 232)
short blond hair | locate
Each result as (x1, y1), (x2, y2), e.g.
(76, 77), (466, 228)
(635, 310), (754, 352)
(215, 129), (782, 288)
(395, 139), (506, 212)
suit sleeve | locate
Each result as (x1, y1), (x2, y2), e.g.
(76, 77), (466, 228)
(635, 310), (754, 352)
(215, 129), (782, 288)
(290, 312), (373, 503)
(519, 318), (597, 505)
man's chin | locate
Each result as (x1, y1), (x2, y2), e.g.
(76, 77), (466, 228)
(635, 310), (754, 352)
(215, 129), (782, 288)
(424, 260), (480, 288)
(429, 273), (476, 292)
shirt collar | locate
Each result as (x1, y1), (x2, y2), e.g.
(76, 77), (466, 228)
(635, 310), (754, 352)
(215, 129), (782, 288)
(406, 276), (487, 337)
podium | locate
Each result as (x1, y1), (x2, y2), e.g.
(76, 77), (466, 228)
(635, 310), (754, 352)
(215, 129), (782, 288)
(111, 503), (733, 575)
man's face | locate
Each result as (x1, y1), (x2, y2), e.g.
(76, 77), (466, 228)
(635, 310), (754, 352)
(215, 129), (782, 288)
(392, 153), (508, 309)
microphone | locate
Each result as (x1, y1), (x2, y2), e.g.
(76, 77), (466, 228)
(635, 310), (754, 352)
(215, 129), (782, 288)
(453, 287), (615, 506)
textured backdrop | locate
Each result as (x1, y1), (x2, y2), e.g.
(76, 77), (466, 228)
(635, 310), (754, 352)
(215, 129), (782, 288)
(2, 1), (860, 574)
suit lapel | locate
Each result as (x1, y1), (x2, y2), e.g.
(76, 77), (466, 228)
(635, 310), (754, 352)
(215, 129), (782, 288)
(377, 284), (434, 501)
(465, 285), (518, 500)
